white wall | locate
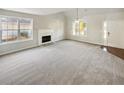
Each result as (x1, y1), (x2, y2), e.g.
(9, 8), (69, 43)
(65, 10), (124, 48)
(107, 20), (124, 49)
(38, 13), (66, 42)
(66, 14), (104, 45)
(1, 8), (124, 55)
(0, 9), (66, 55)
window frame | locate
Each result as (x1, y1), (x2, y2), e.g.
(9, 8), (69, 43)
(72, 19), (87, 36)
(0, 15), (33, 45)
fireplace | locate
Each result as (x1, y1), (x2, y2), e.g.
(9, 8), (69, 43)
(42, 35), (51, 43)
(38, 29), (53, 46)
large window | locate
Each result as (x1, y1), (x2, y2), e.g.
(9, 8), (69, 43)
(0, 16), (33, 44)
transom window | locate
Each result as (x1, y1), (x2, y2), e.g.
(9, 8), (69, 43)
(0, 16), (33, 44)
(73, 19), (87, 36)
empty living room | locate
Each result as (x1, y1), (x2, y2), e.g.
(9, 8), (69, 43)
(0, 8), (124, 86)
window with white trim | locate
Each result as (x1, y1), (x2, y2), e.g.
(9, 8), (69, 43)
(0, 16), (33, 44)
(73, 19), (87, 36)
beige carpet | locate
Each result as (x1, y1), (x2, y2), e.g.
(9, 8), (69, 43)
(0, 40), (124, 85)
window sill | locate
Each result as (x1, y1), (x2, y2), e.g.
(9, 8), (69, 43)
(0, 38), (33, 46)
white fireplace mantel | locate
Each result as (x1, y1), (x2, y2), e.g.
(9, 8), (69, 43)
(38, 29), (53, 46)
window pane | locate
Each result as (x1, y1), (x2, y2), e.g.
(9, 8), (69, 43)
(20, 19), (32, 30)
(20, 30), (32, 40)
(75, 21), (80, 34)
(2, 30), (7, 43)
(79, 21), (84, 32)
(8, 18), (18, 30)
(1, 17), (8, 30)
(0, 18), (2, 43)
(19, 18), (32, 40)
(0, 18), (2, 30)
(7, 30), (18, 41)
(0, 17), (8, 43)
(0, 30), (2, 43)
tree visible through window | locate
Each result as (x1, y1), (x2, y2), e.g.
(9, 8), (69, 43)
(73, 20), (87, 36)
(0, 16), (33, 44)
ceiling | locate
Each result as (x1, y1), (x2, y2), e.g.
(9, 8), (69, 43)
(3, 8), (124, 16)
(3, 8), (71, 15)
(64, 8), (124, 17)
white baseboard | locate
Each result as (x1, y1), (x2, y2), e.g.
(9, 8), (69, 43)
(0, 38), (65, 56)
(0, 45), (37, 56)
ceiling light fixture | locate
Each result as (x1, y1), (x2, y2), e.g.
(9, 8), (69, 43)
(76, 8), (79, 21)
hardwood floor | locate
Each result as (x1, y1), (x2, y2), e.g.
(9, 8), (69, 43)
(0, 40), (124, 85)
(107, 46), (124, 60)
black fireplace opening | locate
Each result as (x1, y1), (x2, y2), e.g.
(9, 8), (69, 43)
(42, 35), (51, 43)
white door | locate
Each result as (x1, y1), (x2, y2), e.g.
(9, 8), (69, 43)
(107, 20), (124, 49)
